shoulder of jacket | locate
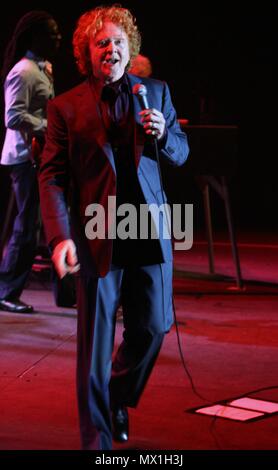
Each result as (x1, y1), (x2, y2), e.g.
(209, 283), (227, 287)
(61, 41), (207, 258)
(54, 80), (88, 101)
(51, 80), (88, 106)
(7, 58), (40, 81)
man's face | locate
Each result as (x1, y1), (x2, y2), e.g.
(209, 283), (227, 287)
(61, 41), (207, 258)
(45, 19), (62, 53)
(33, 19), (61, 59)
(89, 21), (130, 84)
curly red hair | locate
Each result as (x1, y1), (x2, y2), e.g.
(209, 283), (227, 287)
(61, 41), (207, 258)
(73, 5), (141, 76)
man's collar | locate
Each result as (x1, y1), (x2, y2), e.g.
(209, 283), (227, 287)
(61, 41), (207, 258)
(25, 50), (46, 71)
(109, 73), (130, 93)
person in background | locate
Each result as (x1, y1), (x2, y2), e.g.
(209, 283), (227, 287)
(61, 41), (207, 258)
(39, 4), (189, 450)
(129, 53), (152, 77)
(0, 11), (61, 313)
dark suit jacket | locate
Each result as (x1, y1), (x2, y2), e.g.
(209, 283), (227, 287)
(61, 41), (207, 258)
(39, 74), (189, 278)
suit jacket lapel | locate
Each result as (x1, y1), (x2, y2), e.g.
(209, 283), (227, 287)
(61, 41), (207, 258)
(77, 80), (116, 174)
(76, 76), (147, 173)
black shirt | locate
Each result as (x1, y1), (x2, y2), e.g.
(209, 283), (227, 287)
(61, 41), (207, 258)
(100, 74), (163, 267)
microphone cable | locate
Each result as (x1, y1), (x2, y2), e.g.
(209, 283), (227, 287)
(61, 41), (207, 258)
(153, 136), (210, 403)
(133, 82), (210, 402)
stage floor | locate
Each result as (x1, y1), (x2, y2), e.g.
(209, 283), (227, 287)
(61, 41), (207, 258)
(0, 231), (278, 450)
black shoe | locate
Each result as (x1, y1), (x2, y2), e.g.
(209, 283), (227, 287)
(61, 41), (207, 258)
(0, 299), (34, 313)
(111, 406), (129, 442)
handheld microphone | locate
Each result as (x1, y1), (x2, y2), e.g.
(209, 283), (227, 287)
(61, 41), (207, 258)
(132, 83), (149, 110)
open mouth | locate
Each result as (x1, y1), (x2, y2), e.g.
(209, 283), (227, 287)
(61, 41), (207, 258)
(102, 57), (119, 65)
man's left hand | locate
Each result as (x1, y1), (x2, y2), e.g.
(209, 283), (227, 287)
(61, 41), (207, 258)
(139, 108), (166, 140)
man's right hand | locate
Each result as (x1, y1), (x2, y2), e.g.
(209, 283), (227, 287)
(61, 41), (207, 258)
(52, 239), (80, 279)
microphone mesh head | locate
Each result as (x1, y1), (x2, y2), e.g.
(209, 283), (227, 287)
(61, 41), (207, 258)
(132, 83), (147, 96)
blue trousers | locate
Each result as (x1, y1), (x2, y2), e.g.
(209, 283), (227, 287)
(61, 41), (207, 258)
(0, 162), (39, 300)
(75, 262), (173, 450)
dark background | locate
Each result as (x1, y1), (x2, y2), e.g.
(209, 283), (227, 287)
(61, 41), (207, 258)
(0, 0), (277, 234)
